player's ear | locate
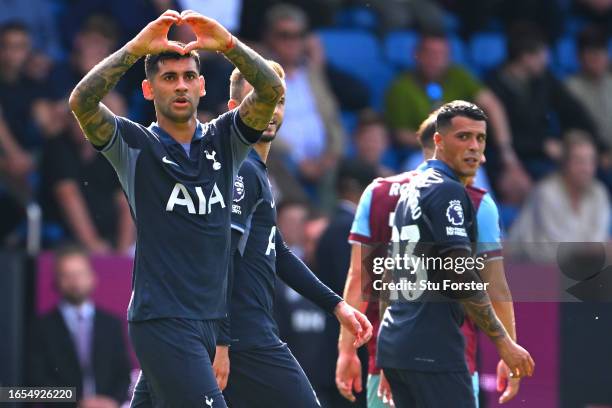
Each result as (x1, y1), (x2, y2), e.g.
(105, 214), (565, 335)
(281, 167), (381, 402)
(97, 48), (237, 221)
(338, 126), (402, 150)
(227, 99), (239, 110)
(199, 75), (206, 97)
(142, 79), (154, 101)
(433, 132), (443, 148)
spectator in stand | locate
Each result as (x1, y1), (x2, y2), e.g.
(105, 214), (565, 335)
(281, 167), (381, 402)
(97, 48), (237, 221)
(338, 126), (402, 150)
(0, 22), (45, 152)
(57, 0), (180, 51)
(0, 109), (33, 242)
(36, 94), (134, 253)
(50, 15), (122, 100)
(444, 0), (565, 42)
(384, 30), (527, 198)
(0, 0), (63, 60)
(28, 244), (132, 407)
(240, 0), (342, 41)
(313, 160), (376, 408)
(509, 131), (610, 261)
(0, 22), (44, 244)
(277, 200), (310, 260)
(487, 23), (599, 203)
(566, 26), (612, 154)
(303, 211), (329, 269)
(350, 0), (446, 33)
(573, 0), (612, 35)
(262, 4), (347, 203)
(353, 110), (394, 178)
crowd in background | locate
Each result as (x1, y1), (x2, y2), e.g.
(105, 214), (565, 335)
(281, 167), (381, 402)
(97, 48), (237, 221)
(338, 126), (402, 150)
(1, 0), (611, 255)
(3, 0), (612, 406)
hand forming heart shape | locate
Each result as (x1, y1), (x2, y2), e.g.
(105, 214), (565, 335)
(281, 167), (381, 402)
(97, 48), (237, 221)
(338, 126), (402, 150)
(126, 9), (234, 58)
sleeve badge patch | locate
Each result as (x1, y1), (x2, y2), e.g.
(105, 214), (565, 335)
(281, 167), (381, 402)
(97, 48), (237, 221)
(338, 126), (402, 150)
(446, 200), (464, 226)
(233, 175), (245, 202)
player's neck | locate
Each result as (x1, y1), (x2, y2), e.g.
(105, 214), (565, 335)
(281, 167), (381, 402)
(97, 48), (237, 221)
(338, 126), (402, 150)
(433, 154), (470, 186)
(156, 115), (198, 144)
(253, 142), (271, 163)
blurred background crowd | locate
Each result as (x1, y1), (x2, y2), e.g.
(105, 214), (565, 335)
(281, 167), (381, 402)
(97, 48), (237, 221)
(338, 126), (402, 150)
(2, 0), (612, 253)
(1, 0), (612, 407)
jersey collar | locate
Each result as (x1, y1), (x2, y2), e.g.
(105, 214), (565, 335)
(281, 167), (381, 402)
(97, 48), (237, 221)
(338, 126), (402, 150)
(149, 120), (204, 145)
(248, 148), (266, 168)
(425, 159), (460, 181)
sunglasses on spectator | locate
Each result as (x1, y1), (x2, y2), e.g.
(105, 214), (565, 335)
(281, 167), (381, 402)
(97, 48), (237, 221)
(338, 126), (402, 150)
(272, 30), (306, 41)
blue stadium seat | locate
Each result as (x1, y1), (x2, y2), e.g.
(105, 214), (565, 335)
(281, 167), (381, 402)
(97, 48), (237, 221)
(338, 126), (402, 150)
(384, 30), (419, 70)
(335, 7), (379, 31)
(448, 34), (467, 66)
(554, 35), (578, 77)
(340, 110), (358, 139)
(469, 32), (506, 74)
(318, 29), (381, 75)
(367, 63), (396, 111)
(318, 29), (395, 111)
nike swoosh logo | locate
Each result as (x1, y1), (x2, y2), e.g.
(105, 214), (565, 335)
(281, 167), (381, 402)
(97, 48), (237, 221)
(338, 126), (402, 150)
(162, 156), (179, 167)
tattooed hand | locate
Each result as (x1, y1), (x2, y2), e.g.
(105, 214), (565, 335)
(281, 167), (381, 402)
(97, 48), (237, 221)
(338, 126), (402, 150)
(180, 10), (235, 54)
(69, 9), (187, 146)
(126, 10), (185, 57)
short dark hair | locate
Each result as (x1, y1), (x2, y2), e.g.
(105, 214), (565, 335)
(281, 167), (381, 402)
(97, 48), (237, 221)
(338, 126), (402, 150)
(354, 109), (384, 134)
(336, 159), (377, 196)
(417, 109), (439, 149)
(435, 100), (487, 132)
(276, 198), (310, 217)
(265, 3), (309, 32)
(144, 46), (200, 79)
(0, 20), (29, 39)
(562, 129), (595, 162)
(53, 243), (90, 272)
(418, 29), (448, 47)
(77, 14), (120, 48)
(578, 25), (608, 53)
(507, 22), (547, 62)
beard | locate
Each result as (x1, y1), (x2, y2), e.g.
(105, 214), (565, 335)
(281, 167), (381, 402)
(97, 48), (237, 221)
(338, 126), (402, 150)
(260, 119), (282, 143)
(259, 132), (276, 143)
(156, 99), (197, 123)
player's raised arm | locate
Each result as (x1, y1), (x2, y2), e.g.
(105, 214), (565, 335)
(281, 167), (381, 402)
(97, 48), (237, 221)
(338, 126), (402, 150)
(69, 10), (185, 146)
(180, 10), (285, 131)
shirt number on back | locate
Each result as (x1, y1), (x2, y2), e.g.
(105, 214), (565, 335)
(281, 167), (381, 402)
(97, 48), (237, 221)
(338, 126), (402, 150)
(390, 224), (426, 301)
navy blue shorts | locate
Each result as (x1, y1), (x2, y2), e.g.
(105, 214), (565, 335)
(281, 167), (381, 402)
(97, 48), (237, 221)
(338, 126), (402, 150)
(223, 343), (320, 408)
(128, 318), (226, 408)
(384, 368), (475, 408)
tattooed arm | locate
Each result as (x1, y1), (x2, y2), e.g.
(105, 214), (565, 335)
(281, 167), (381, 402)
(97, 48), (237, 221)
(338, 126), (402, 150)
(69, 10), (184, 146)
(68, 48), (139, 146)
(181, 11), (285, 130)
(443, 249), (535, 378)
(223, 42), (285, 130)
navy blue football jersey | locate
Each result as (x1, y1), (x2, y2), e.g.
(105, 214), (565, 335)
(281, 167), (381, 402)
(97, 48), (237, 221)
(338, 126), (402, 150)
(99, 109), (256, 321)
(227, 150), (341, 351)
(229, 150), (281, 350)
(376, 159), (478, 372)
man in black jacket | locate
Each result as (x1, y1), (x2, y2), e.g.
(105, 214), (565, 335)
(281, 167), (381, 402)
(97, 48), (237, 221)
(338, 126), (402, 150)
(313, 159), (377, 407)
(28, 244), (131, 408)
